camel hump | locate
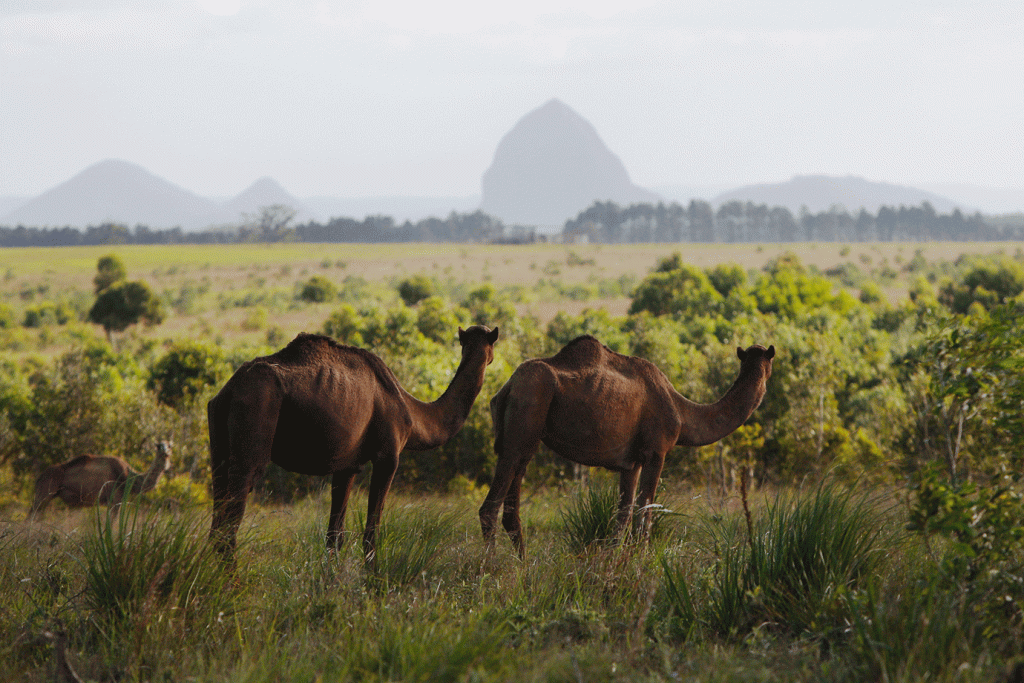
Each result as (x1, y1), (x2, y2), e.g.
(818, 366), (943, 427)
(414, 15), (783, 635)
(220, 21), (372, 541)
(264, 331), (405, 397)
(61, 455), (96, 470)
(550, 335), (609, 367)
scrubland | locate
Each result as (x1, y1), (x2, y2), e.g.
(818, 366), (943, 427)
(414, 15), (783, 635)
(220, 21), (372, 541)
(1, 240), (1023, 681)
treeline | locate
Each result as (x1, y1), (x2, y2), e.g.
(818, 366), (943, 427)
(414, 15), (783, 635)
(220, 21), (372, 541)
(1, 201), (1021, 247)
(563, 200), (1023, 243)
(0, 210), (537, 248)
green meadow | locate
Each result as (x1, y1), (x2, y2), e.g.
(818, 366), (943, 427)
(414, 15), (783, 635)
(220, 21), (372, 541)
(1, 240), (1023, 681)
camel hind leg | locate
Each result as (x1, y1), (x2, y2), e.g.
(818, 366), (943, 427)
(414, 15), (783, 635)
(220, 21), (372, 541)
(208, 375), (281, 559)
(480, 369), (551, 557)
(30, 470), (60, 519)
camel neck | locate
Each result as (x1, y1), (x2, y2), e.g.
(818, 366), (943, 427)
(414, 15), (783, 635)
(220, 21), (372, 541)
(673, 362), (768, 448)
(128, 451), (168, 494)
(403, 346), (488, 450)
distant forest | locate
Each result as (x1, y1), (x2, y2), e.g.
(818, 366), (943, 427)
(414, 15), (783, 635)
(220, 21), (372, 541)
(1, 199), (1022, 247)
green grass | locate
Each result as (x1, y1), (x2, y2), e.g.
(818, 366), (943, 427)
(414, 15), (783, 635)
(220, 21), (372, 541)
(3, 484), (1020, 682)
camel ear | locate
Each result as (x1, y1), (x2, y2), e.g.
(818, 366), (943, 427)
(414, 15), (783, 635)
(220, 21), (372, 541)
(766, 345), (775, 360)
(737, 346), (746, 361)
(458, 327), (465, 344)
(487, 327), (500, 344)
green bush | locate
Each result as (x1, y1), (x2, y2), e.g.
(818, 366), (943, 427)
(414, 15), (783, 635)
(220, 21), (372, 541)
(299, 275), (337, 303)
(398, 274), (435, 306)
(147, 340), (229, 409)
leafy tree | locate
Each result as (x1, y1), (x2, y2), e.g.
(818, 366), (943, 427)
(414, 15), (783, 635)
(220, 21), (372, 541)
(323, 304), (364, 345)
(88, 280), (165, 341)
(240, 204), (297, 242)
(629, 264), (723, 318)
(416, 296), (466, 344)
(902, 303), (1024, 484)
(0, 303), (17, 329)
(752, 254), (855, 319)
(938, 257), (1024, 313)
(398, 275), (435, 306)
(707, 263), (748, 297)
(148, 340), (229, 409)
(299, 275), (337, 303)
(93, 253), (127, 293)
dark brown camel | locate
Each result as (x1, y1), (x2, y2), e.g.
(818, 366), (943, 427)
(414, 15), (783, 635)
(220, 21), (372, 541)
(30, 441), (173, 518)
(208, 326), (499, 563)
(480, 335), (774, 556)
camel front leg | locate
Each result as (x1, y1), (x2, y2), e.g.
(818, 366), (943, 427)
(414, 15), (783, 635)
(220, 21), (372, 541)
(616, 465), (642, 540)
(362, 451), (399, 568)
(633, 450), (667, 539)
(326, 470), (357, 550)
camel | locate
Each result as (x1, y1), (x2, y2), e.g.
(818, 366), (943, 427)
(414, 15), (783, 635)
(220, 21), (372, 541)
(30, 441), (173, 517)
(207, 326), (500, 564)
(480, 335), (775, 556)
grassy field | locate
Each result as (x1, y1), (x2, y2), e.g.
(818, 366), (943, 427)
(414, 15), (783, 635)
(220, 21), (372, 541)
(3, 240), (1024, 680)
(4, 479), (973, 683)
(5, 240), (1021, 351)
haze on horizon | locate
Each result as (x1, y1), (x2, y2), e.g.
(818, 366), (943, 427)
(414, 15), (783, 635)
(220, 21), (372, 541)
(2, 0), (1022, 202)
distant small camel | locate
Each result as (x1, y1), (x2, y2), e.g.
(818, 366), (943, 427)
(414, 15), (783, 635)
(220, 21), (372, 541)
(207, 326), (499, 564)
(30, 441), (173, 517)
(481, 336), (774, 556)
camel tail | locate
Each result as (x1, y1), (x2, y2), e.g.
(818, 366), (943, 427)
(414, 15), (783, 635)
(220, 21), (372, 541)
(489, 381), (512, 458)
(207, 392), (231, 525)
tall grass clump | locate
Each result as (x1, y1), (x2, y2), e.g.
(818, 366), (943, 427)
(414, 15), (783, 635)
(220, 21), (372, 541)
(558, 480), (674, 554)
(558, 482), (620, 553)
(844, 573), (987, 681)
(661, 482), (893, 641)
(81, 501), (233, 634)
(363, 502), (461, 588)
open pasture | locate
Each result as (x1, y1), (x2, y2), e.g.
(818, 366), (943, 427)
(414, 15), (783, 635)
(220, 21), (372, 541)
(2, 239), (1023, 680)
(4, 240), (1019, 350)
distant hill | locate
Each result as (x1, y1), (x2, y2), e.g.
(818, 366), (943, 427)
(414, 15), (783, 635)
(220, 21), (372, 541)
(0, 160), (313, 231)
(480, 98), (659, 227)
(207, 177), (314, 226)
(712, 175), (972, 215)
(2, 159), (219, 230)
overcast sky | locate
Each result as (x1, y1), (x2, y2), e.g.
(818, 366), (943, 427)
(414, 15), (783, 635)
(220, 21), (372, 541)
(2, 0), (1022, 199)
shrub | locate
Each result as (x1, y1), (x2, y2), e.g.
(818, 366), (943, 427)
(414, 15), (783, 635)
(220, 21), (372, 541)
(397, 275), (435, 306)
(558, 482), (620, 553)
(299, 275), (337, 303)
(147, 340), (229, 409)
(81, 504), (233, 631)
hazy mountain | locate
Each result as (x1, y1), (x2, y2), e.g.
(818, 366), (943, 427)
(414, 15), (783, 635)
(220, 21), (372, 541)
(917, 183), (1024, 215)
(651, 183), (738, 205)
(480, 98), (659, 227)
(209, 177), (314, 226)
(0, 195), (30, 217)
(712, 175), (972, 215)
(2, 159), (220, 230)
(0, 160), (317, 231)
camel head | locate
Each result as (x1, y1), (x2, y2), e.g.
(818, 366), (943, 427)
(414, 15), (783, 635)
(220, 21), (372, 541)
(736, 344), (775, 380)
(155, 440), (173, 472)
(457, 325), (500, 366)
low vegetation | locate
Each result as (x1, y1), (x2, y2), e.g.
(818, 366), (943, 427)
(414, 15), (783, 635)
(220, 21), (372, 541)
(1, 240), (1023, 680)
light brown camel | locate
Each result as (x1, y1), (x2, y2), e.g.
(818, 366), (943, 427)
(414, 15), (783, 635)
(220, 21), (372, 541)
(30, 441), (173, 518)
(480, 335), (774, 556)
(207, 326), (499, 563)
